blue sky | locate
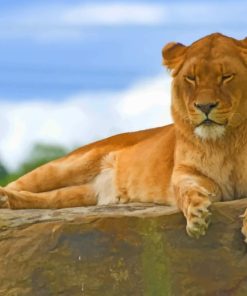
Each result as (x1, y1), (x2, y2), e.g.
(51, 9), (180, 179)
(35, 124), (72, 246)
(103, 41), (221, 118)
(0, 0), (247, 168)
(0, 0), (246, 100)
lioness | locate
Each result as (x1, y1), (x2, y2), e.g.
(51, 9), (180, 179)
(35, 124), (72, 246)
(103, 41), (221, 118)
(1, 33), (247, 239)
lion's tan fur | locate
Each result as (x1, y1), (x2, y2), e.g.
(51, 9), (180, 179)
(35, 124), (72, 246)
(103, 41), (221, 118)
(2, 33), (247, 237)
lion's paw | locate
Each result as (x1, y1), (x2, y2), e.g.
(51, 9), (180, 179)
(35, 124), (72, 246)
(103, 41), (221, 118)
(186, 198), (212, 239)
(0, 187), (9, 208)
(240, 209), (247, 243)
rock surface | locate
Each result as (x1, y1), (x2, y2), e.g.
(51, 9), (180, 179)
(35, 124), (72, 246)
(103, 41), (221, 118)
(1, 200), (247, 296)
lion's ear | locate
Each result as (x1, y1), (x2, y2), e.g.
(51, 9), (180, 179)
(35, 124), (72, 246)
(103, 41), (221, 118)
(162, 42), (187, 74)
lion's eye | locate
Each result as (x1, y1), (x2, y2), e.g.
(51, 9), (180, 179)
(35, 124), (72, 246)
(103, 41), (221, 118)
(184, 75), (196, 83)
(222, 74), (234, 83)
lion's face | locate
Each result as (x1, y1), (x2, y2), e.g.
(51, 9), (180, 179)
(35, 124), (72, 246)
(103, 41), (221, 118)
(163, 33), (247, 140)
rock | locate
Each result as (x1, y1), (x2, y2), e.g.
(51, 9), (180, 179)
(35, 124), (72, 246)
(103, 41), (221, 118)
(0, 200), (247, 296)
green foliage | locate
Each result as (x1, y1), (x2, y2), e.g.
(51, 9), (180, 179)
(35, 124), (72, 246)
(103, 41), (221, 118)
(0, 143), (68, 186)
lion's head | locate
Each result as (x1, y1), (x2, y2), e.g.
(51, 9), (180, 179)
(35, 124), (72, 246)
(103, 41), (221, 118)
(162, 33), (247, 141)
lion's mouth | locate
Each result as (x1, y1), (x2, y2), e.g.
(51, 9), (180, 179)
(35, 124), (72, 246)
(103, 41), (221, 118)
(197, 118), (226, 127)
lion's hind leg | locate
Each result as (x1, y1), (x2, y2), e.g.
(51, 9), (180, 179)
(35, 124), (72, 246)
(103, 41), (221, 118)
(0, 184), (97, 209)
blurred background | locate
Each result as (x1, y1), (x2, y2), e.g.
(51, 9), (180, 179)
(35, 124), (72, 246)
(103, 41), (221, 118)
(0, 0), (246, 184)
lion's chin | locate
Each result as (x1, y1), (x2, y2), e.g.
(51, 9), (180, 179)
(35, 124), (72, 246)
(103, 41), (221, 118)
(194, 124), (226, 141)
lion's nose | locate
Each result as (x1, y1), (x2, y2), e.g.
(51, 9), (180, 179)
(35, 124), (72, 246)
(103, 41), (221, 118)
(194, 102), (218, 115)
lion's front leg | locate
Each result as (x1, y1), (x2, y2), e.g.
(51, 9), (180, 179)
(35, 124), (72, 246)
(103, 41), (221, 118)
(173, 166), (221, 238)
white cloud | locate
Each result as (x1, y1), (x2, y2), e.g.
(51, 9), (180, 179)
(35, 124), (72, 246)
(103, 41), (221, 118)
(0, 74), (172, 170)
(117, 76), (171, 116)
(63, 3), (166, 26)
